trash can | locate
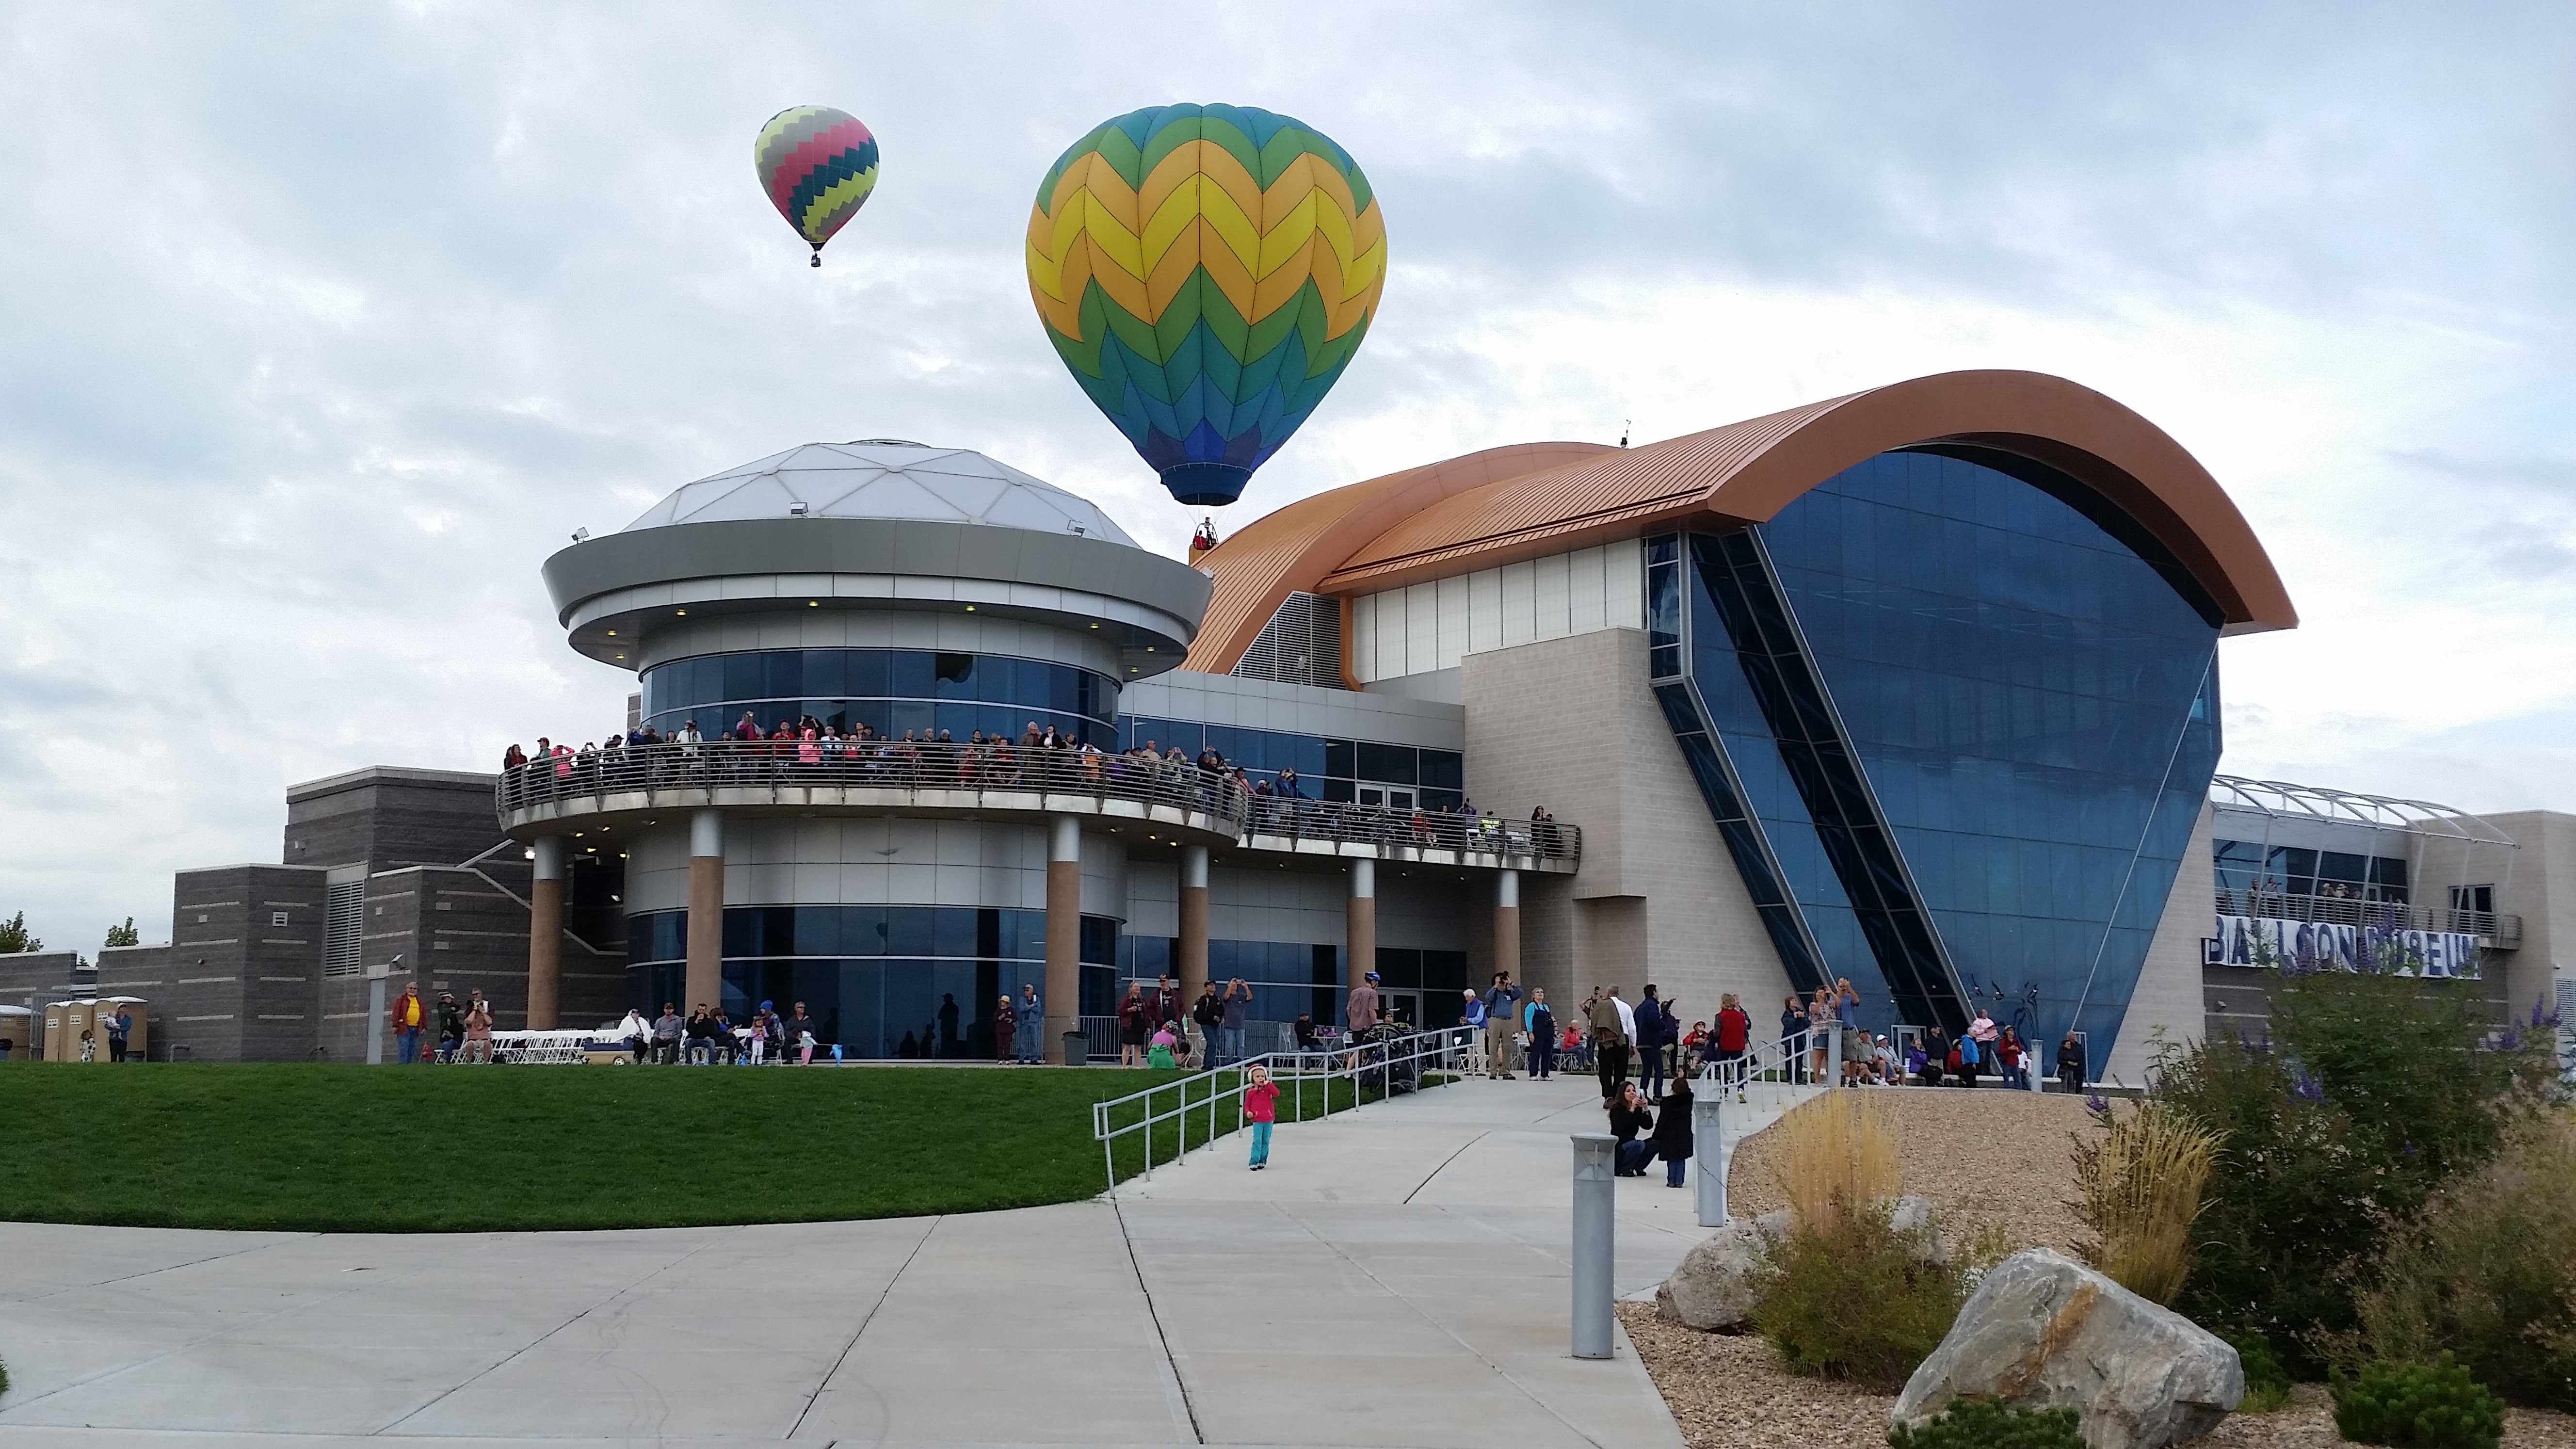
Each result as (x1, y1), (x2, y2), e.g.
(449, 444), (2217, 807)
(1062, 1030), (1087, 1067)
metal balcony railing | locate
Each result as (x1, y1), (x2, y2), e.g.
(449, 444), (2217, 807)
(499, 738), (1253, 832)
(495, 739), (1581, 865)
(2215, 888), (2523, 950)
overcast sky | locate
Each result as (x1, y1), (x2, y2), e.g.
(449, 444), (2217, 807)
(2, 3), (2571, 950)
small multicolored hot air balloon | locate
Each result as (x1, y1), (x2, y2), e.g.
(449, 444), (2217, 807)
(755, 105), (880, 267)
(1026, 104), (1386, 507)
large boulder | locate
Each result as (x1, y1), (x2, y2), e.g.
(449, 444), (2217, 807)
(1658, 1195), (1942, 1331)
(1893, 1249), (2242, 1449)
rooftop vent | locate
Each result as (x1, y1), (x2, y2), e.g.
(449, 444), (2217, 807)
(1235, 592), (1343, 690)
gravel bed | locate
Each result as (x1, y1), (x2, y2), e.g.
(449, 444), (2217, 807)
(1722, 1084), (2098, 1255)
(1628, 1085), (2576, 1449)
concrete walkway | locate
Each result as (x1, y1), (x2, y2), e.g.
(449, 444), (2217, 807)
(0, 1074), (1709, 1449)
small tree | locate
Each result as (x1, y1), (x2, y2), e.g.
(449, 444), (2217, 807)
(0, 912), (39, 953)
(103, 917), (138, 949)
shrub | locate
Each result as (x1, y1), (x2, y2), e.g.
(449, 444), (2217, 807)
(2349, 1110), (2576, 1409)
(1771, 1091), (1899, 1236)
(2153, 959), (2558, 1366)
(2070, 1101), (2217, 1304)
(1888, 1398), (2084, 1449)
(1751, 1197), (1968, 1392)
(2331, 1353), (2505, 1449)
(2222, 1330), (2294, 1412)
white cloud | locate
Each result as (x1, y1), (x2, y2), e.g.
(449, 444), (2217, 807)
(0, 2), (2570, 947)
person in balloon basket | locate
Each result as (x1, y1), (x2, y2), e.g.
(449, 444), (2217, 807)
(1242, 1063), (1281, 1171)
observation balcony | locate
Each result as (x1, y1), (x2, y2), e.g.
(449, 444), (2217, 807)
(2215, 888), (2522, 950)
(496, 741), (1580, 873)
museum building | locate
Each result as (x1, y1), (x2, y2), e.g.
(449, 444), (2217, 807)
(13, 370), (2570, 1076)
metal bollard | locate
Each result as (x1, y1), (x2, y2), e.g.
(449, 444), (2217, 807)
(1693, 1090), (1726, 1227)
(1572, 1132), (1615, 1359)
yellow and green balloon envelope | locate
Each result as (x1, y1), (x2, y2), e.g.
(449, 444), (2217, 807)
(755, 105), (880, 268)
(1026, 104), (1386, 507)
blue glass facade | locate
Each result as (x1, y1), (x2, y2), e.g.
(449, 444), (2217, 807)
(1653, 448), (2222, 1049)
(640, 649), (1119, 746)
(1119, 716), (1465, 809)
(627, 905), (1117, 1058)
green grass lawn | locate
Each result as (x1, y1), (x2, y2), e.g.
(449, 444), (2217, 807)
(0, 1061), (1422, 1233)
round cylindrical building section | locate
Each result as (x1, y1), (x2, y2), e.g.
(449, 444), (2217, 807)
(527, 441), (1212, 1057)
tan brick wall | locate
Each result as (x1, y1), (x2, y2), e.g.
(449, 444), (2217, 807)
(1460, 627), (1789, 1029)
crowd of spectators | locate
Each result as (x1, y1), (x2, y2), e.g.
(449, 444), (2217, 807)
(497, 722), (1570, 857)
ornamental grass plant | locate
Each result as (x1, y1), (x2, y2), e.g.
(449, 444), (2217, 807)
(2070, 1101), (2218, 1305)
(1771, 1091), (1900, 1236)
(1751, 1092), (1977, 1392)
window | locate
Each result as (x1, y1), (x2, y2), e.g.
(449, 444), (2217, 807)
(2451, 885), (2494, 916)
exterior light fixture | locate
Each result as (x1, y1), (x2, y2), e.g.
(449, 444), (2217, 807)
(675, 609), (687, 616)
(965, 605), (976, 612)
(570, 527), (591, 543)
(789, 501), (809, 516)
(807, 600), (819, 607)
(606, 630), (616, 637)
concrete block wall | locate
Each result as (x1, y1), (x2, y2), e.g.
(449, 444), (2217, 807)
(163, 865), (328, 1062)
(1459, 626), (1789, 1028)
(2487, 810), (2575, 1025)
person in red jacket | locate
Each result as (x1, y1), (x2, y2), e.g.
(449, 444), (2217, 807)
(1713, 993), (1752, 1086)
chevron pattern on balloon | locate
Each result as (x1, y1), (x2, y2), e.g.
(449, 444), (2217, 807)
(1025, 103), (1386, 507)
(756, 105), (881, 256)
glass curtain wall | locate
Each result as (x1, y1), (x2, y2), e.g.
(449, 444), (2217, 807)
(641, 649), (1119, 746)
(628, 905), (1117, 1058)
(1120, 717), (1466, 810)
(1650, 448), (2224, 1051)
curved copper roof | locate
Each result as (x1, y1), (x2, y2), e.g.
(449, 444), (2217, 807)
(1183, 369), (2294, 673)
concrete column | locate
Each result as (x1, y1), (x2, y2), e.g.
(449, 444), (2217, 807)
(1178, 844), (1210, 1007)
(1493, 868), (1521, 989)
(1347, 855), (1377, 992)
(685, 809), (724, 1014)
(527, 837), (566, 1030)
(1045, 815), (1083, 1063)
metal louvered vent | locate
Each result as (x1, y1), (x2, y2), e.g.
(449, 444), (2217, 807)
(322, 880), (365, 978)
(1235, 592), (1344, 689)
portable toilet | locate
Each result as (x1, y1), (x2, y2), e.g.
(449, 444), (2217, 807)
(95, 998), (150, 1061)
(0, 1004), (32, 1060)
(44, 999), (97, 1060)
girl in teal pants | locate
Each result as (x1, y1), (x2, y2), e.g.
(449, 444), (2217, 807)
(1244, 1064), (1280, 1170)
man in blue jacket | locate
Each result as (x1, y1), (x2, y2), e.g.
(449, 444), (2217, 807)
(1482, 973), (1522, 1079)
(1635, 985), (1669, 1101)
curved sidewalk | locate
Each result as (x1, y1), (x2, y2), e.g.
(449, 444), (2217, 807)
(0, 1074), (1708, 1449)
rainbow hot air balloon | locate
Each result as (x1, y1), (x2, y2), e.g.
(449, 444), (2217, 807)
(755, 105), (880, 267)
(1026, 104), (1386, 507)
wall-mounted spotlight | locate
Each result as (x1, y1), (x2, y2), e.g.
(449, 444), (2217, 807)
(570, 527), (591, 543)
